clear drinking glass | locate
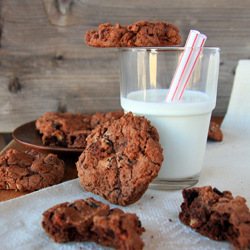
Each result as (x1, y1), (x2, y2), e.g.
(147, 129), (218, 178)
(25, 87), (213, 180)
(119, 47), (220, 190)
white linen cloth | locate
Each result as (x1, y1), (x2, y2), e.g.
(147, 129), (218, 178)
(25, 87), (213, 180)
(1, 60), (250, 250)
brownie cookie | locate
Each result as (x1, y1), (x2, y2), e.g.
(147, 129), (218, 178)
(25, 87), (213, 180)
(85, 20), (181, 47)
(42, 197), (145, 250)
(179, 186), (250, 250)
(36, 112), (92, 148)
(90, 110), (124, 129)
(76, 112), (164, 206)
(208, 121), (223, 141)
(0, 149), (64, 191)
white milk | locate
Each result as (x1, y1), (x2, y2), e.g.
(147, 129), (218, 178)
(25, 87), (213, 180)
(121, 89), (215, 179)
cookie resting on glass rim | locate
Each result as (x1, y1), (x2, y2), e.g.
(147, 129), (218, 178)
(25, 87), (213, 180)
(85, 20), (181, 47)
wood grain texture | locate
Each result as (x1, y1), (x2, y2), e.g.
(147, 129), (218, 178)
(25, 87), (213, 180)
(0, 0), (250, 132)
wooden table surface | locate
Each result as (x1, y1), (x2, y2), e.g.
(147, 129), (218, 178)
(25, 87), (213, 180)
(0, 117), (224, 203)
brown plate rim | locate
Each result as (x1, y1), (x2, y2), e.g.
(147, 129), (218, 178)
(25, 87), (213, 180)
(12, 120), (84, 154)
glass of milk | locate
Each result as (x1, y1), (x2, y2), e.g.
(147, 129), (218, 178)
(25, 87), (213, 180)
(118, 47), (220, 190)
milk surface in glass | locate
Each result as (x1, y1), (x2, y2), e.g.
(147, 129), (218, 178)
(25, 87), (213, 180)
(121, 88), (215, 179)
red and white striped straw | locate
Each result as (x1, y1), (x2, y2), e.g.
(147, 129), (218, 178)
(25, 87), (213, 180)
(165, 30), (207, 102)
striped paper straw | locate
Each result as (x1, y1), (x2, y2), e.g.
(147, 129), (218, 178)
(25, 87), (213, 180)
(165, 30), (207, 102)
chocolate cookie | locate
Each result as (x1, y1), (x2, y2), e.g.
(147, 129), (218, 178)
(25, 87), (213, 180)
(179, 186), (250, 250)
(76, 112), (164, 206)
(42, 197), (145, 250)
(36, 111), (125, 149)
(90, 110), (124, 128)
(85, 20), (181, 47)
(208, 121), (223, 141)
(0, 149), (64, 191)
(36, 112), (92, 148)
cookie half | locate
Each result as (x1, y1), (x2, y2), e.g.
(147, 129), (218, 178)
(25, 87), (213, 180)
(179, 186), (250, 250)
(0, 149), (64, 191)
(42, 197), (145, 249)
(76, 112), (164, 206)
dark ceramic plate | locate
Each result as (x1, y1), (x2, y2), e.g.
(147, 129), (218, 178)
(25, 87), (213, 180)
(12, 120), (83, 154)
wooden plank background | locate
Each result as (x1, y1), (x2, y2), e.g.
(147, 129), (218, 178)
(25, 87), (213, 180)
(0, 0), (250, 133)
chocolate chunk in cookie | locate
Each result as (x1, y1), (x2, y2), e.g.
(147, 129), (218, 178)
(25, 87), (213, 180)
(42, 197), (145, 249)
(36, 112), (92, 148)
(208, 121), (223, 141)
(76, 112), (164, 206)
(179, 186), (250, 250)
(0, 149), (64, 191)
(85, 20), (181, 47)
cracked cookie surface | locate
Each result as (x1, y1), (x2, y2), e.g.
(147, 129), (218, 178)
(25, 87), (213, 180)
(90, 110), (124, 129)
(85, 20), (181, 47)
(42, 197), (145, 249)
(0, 149), (64, 191)
(76, 112), (164, 206)
(179, 186), (250, 250)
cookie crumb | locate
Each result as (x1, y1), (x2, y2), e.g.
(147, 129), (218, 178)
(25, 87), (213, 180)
(208, 121), (223, 141)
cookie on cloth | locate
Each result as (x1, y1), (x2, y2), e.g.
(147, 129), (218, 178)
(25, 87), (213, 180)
(0, 149), (64, 191)
(179, 186), (250, 250)
(42, 197), (145, 250)
(76, 112), (164, 206)
(85, 20), (181, 47)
